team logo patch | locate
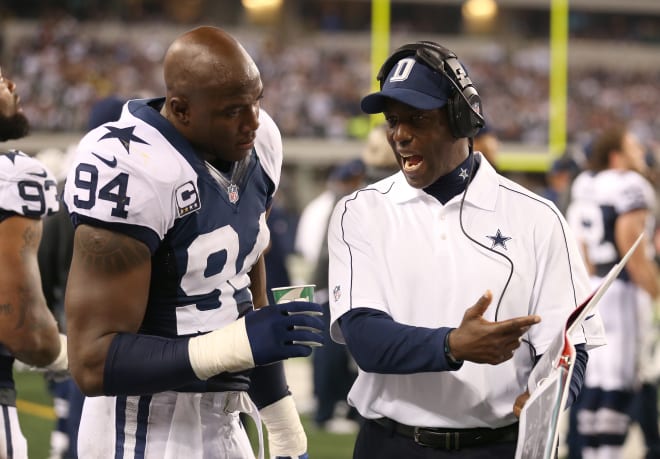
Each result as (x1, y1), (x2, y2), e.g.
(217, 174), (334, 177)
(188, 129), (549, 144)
(486, 229), (512, 250)
(175, 181), (201, 217)
(333, 285), (342, 302)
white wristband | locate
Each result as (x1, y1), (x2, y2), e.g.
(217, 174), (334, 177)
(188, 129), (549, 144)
(45, 333), (68, 372)
(188, 317), (255, 380)
(260, 395), (307, 458)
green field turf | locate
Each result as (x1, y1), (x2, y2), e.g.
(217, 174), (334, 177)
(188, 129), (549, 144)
(13, 370), (356, 459)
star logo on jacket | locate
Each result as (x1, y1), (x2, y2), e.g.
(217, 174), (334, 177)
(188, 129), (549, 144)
(459, 168), (469, 181)
(486, 229), (512, 250)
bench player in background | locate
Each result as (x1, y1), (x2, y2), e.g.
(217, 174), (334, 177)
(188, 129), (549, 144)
(567, 126), (659, 458)
(327, 41), (606, 458)
(0, 67), (68, 459)
(63, 27), (323, 458)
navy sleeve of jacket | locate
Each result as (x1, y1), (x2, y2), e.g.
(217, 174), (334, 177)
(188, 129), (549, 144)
(534, 343), (588, 408)
(566, 343), (588, 407)
(338, 307), (462, 373)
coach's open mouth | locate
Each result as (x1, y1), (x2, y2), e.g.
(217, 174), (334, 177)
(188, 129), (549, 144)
(401, 154), (423, 173)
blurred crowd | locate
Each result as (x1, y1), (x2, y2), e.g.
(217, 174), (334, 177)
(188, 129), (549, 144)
(3, 18), (660, 145)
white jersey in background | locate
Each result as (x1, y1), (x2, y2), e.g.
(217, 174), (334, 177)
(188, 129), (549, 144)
(0, 150), (59, 459)
(570, 169), (655, 390)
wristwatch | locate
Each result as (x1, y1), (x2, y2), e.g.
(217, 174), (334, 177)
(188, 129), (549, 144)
(444, 329), (464, 367)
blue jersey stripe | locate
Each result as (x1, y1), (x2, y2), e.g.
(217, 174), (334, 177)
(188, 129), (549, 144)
(2, 405), (13, 459)
(114, 396), (127, 459)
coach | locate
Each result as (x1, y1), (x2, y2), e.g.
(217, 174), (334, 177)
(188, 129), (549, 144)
(327, 41), (606, 458)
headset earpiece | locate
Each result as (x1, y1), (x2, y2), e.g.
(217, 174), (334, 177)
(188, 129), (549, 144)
(376, 41), (485, 139)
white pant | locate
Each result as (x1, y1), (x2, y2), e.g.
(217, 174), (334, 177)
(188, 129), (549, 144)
(584, 279), (640, 391)
(78, 391), (259, 459)
(0, 405), (28, 459)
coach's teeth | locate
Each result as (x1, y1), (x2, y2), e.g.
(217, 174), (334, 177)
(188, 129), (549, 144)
(402, 155), (423, 171)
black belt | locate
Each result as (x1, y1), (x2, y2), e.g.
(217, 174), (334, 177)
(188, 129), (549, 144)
(372, 417), (518, 450)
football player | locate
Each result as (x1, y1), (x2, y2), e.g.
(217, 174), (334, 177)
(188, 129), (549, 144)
(568, 127), (658, 457)
(0, 67), (68, 459)
(63, 27), (322, 458)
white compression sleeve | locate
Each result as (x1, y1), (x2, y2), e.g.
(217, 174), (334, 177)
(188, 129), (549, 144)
(187, 317), (255, 380)
(260, 395), (307, 458)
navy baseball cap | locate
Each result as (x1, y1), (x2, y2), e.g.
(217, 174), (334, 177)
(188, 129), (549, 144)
(361, 58), (452, 114)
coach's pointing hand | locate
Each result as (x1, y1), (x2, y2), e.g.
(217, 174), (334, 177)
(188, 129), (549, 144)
(447, 290), (541, 365)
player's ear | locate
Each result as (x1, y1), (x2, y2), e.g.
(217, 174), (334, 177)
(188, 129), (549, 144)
(168, 96), (190, 126)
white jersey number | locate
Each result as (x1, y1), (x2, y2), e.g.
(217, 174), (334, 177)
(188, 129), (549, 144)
(182, 225), (239, 311)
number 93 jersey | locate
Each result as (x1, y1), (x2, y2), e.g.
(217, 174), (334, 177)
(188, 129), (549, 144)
(0, 150), (59, 221)
(62, 98), (282, 337)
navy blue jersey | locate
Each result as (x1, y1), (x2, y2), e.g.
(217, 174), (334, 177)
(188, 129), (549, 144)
(63, 98), (282, 339)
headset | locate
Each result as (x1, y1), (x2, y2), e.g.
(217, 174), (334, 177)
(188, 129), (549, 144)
(377, 42), (537, 362)
(376, 41), (485, 139)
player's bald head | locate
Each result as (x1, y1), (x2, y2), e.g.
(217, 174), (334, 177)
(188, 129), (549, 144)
(163, 26), (260, 99)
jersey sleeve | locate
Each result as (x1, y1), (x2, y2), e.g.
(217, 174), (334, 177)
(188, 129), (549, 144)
(62, 124), (191, 253)
(615, 171), (655, 215)
(0, 151), (59, 220)
(253, 109), (283, 200)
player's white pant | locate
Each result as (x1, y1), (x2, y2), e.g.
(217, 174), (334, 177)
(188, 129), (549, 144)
(78, 391), (256, 459)
(0, 404), (28, 459)
(584, 278), (640, 391)
(578, 278), (640, 458)
(636, 289), (660, 384)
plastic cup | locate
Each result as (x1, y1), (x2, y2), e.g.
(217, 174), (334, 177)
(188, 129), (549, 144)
(271, 284), (316, 304)
(271, 284), (322, 345)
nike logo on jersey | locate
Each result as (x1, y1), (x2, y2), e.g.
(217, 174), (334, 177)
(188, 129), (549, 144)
(28, 169), (48, 178)
(92, 152), (118, 168)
